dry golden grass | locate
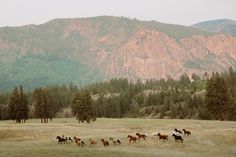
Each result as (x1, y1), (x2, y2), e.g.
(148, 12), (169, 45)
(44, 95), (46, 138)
(0, 118), (236, 157)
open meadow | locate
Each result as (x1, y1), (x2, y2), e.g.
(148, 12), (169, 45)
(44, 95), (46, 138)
(0, 118), (236, 157)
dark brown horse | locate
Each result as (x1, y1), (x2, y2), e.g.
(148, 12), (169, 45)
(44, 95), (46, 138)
(183, 129), (191, 136)
(101, 139), (109, 147)
(127, 135), (138, 143)
(157, 133), (168, 142)
(56, 136), (67, 144)
(136, 133), (147, 140)
(174, 128), (183, 134)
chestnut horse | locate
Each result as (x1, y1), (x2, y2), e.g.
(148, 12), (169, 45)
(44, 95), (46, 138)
(76, 140), (86, 147)
(157, 133), (168, 142)
(89, 139), (97, 146)
(74, 136), (81, 142)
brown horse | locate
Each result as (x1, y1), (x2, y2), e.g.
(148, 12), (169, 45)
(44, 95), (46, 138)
(101, 139), (109, 147)
(127, 135), (138, 143)
(89, 139), (97, 146)
(157, 133), (168, 142)
(183, 129), (191, 136)
(136, 133), (147, 140)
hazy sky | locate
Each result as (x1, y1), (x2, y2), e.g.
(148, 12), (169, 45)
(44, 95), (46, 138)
(0, 0), (235, 27)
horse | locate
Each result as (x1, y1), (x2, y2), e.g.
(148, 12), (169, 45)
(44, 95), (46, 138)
(172, 134), (184, 143)
(109, 137), (121, 145)
(109, 137), (114, 141)
(56, 136), (67, 144)
(75, 140), (86, 147)
(74, 136), (81, 142)
(68, 137), (73, 142)
(101, 139), (109, 147)
(136, 133), (147, 140)
(157, 133), (168, 142)
(65, 137), (73, 142)
(183, 129), (191, 136)
(174, 128), (183, 134)
(116, 139), (121, 144)
(127, 135), (138, 143)
(89, 139), (97, 146)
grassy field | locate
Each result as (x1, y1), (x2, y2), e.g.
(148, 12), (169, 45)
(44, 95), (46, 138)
(0, 118), (236, 157)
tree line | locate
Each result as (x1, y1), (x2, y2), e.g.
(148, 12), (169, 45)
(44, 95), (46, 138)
(0, 67), (236, 122)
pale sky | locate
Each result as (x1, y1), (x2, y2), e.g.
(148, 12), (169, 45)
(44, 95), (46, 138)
(0, 0), (235, 27)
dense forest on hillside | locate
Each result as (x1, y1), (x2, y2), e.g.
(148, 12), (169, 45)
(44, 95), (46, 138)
(0, 67), (236, 121)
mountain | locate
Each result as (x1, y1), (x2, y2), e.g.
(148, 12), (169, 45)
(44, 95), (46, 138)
(0, 16), (236, 90)
(192, 19), (236, 36)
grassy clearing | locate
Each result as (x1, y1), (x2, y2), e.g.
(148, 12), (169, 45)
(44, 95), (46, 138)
(0, 118), (236, 157)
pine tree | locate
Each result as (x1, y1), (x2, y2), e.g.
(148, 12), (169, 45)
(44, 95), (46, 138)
(8, 86), (29, 123)
(19, 86), (29, 123)
(72, 90), (96, 123)
(8, 87), (19, 122)
(205, 75), (230, 120)
(33, 88), (54, 123)
(33, 88), (43, 123)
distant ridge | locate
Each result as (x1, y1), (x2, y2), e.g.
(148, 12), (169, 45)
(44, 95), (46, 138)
(0, 16), (235, 90)
(192, 19), (236, 36)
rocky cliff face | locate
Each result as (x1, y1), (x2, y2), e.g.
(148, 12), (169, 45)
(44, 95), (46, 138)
(102, 29), (236, 80)
(0, 16), (235, 90)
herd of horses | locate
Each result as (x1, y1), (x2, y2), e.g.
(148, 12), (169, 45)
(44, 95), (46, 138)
(56, 128), (191, 147)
